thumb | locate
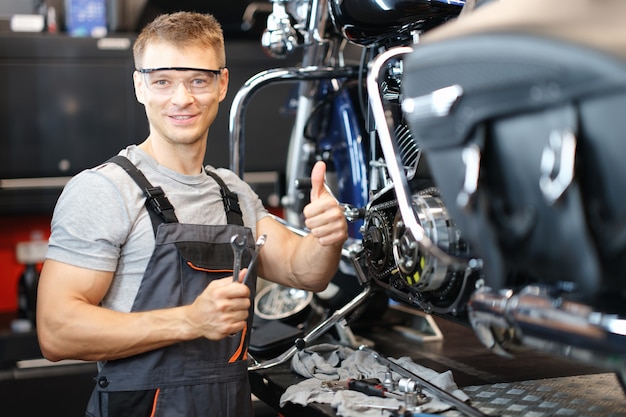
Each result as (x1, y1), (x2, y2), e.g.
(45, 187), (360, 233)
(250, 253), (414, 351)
(310, 161), (327, 202)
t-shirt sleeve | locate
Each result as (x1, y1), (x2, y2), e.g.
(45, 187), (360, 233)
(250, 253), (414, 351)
(46, 169), (133, 272)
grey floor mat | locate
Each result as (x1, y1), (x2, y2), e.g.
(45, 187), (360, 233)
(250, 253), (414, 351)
(443, 373), (626, 417)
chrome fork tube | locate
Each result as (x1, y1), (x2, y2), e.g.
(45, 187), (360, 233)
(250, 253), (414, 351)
(366, 46), (478, 269)
(283, 0), (332, 224)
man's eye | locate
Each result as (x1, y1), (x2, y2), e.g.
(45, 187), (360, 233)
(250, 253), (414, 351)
(191, 78), (209, 86)
(154, 79), (171, 87)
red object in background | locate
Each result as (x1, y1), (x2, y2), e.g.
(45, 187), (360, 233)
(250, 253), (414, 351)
(0, 215), (51, 313)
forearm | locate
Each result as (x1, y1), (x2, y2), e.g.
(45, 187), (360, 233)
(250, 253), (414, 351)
(256, 195), (347, 292)
(37, 260), (250, 363)
(289, 234), (343, 292)
(38, 300), (194, 362)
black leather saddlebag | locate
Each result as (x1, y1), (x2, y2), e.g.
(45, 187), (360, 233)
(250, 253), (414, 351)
(402, 0), (626, 302)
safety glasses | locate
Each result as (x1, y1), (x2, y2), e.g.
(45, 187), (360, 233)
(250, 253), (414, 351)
(137, 67), (223, 95)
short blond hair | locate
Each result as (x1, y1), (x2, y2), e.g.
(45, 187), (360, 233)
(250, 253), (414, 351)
(133, 11), (226, 69)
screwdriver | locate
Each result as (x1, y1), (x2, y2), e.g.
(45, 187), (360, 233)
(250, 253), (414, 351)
(348, 378), (388, 397)
(326, 378), (402, 398)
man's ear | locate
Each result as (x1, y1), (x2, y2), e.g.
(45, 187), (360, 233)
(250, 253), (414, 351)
(133, 71), (145, 105)
(218, 68), (229, 103)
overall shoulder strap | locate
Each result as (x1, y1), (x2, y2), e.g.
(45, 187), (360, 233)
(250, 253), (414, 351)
(205, 170), (244, 226)
(107, 155), (179, 234)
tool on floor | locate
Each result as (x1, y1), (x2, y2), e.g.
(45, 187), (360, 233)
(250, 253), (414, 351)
(230, 234), (247, 282)
(398, 378), (430, 408)
(324, 378), (403, 399)
(383, 365), (396, 391)
(242, 234), (267, 285)
(360, 346), (493, 417)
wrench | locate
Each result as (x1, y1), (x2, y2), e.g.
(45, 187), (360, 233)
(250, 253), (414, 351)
(230, 234), (247, 282)
(242, 234), (267, 285)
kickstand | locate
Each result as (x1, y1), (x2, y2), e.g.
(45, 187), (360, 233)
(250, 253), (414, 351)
(248, 284), (373, 371)
(334, 318), (374, 348)
(389, 303), (443, 343)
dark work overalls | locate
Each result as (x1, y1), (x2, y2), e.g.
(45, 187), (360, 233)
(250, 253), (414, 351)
(85, 156), (257, 417)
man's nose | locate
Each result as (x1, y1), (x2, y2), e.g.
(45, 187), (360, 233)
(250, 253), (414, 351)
(170, 80), (195, 103)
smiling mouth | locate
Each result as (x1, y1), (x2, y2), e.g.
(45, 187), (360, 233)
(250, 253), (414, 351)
(170, 115), (195, 120)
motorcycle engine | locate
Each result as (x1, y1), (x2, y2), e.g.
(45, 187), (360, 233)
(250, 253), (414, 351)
(360, 113), (476, 316)
(361, 181), (476, 316)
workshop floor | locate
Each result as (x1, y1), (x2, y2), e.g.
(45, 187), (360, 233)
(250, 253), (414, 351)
(445, 373), (626, 417)
(250, 304), (626, 417)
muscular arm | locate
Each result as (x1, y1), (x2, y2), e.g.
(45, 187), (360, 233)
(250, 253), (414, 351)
(36, 260), (250, 362)
(256, 161), (348, 292)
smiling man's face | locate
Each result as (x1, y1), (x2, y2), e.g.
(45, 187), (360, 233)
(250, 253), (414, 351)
(133, 41), (229, 148)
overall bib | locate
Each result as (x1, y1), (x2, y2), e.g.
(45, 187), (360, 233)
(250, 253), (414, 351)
(85, 156), (257, 417)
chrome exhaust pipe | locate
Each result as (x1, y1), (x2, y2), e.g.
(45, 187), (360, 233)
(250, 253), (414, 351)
(468, 285), (626, 370)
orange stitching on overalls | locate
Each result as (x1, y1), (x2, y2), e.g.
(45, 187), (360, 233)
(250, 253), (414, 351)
(186, 261), (249, 362)
(186, 261), (231, 273)
(228, 324), (248, 363)
(149, 388), (160, 417)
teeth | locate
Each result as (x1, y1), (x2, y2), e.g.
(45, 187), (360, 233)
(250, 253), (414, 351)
(172, 115), (191, 120)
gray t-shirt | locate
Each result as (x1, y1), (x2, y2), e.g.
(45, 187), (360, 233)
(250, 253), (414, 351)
(46, 145), (269, 312)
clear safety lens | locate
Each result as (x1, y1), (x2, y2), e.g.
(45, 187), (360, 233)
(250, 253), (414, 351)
(138, 67), (222, 95)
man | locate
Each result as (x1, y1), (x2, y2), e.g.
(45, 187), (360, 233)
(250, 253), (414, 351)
(36, 11), (348, 417)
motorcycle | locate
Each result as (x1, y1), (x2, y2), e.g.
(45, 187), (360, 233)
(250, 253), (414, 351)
(230, 0), (626, 395)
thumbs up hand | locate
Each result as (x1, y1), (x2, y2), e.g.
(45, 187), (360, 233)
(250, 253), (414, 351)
(303, 161), (348, 247)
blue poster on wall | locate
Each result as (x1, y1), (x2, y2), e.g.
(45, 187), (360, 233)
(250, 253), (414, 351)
(65, 0), (107, 37)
